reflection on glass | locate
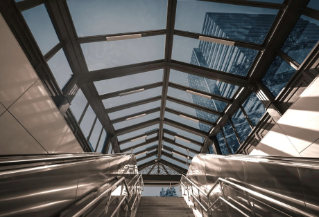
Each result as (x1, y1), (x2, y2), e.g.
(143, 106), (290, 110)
(94, 70), (163, 95)
(282, 15), (319, 64)
(166, 101), (218, 124)
(137, 155), (156, 166)
(216, 131), (229, 155)
(81, 36), (165, 71)
(170, 70), (239, 98)
(80, 105), (95, 137)
(231, 109), (252, 143)
(96, 130), (107, 153)
(242, 93), (265, 126)
(223, 122), (240, 153)
(118, 124), (159, 141)
(165, 112), (210, 132)
(114, 112), (160, 130)
(163, 124), (204, 144)
(308, 0), (319, 10)
(67, 0), (167, 37)
(175, 0), (277, 44)
(172, 36), (258, 76)
(162, 155), (188, 170)
(109, 101), (161, 120)
(47, 49), (73, 89)
(70, 89), (87, 121)
(262, 56), (296, 97)
(89, 120), (102, 151)
(22, 4), (60, 54)
(103, 87), (162, 108)
(168, 87), (227, 112)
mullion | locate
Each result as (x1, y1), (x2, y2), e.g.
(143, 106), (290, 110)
(94, 127), (104, 152)
(78, 102), (89, 125)
(165, 108), (215, 126)
(87, 116), (98, 141)
(229, 119), (242, 144)
(240, 106), (254, 130)
(163, 129), (202, 146)
(221, 128), (232, 154)
(163, 137), (199, 154)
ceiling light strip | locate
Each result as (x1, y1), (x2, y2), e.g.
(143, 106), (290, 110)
(131, 135), (147, 142)
(224, 105), (232, 113)
(186, 90), (211, 99)
(199, 36), (235, 46)
(175, 136), (190, 143)
(135, 151), (148, 157)
(180, 114), (199, 123)
(234, 87), (244, 99)
(106, 34), (142, 41)
(119, 88), (144, 96)
(126, 113), (147, 121)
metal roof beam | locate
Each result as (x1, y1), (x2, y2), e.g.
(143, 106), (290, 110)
(163, 129), (202, 146)
(136, 150), (158, 162)
(115, 118), (160, 136)
(121, 137), (158, 152)
(111, 107), (161, 124)
(165, 108), (215, 126)
(197, 0), (284, 9)
(119, 130), (158, 145)
(160, 160), (187, 174)
(164, 118), (208, 138)
(163, 137), (199, 154)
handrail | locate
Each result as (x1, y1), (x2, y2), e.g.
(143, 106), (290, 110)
(72, 174), (143, 217)
(181, 175), (315, 217)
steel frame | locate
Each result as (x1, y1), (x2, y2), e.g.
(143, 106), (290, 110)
(9, 0), (319, 169)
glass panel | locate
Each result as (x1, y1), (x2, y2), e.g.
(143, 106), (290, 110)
(167, 87), (227, 112)
(89, 120), (102, 151)
(114, 112), (160, 130)
(120, 138), (157, 150)
(166, 101), (218, 123)
(47, 49), (73, 89)
(231, 109), (252, 143)
(281, 15), (319, 64)
(67, 0), (167, 37)
(103, 87), (162, 108)
(80, 106), (95, 137)
(137, 156), (156, 166)
(223, 122), (240, 153)
(109, 101), (160, 120)
(164, 112), (211, 132)
(162, 155), (188, 170)
(22, 4), (60, 54)
(70, 89), (87, 121)
(163, 124), (204, 145)
(164, 133), (175, 141)
(170, 70), (239, 98)
(172, 36), (258, 76)
(163, 141), (196, 157)
(96, 130), (106, 153)
(130, 144), (157, 154)
(94, 70), (163, 95)
(108, 143), (113, 154)
(262, 56), (296, 97)
(216, 131), (229, 155)
(175, 0), (277, 44)
(242, 93), (265, 126)
(81, 36), (165, 71)
(308, 0), (319, 10)
(118, 124), (159, 141)
(147, 134), (158, 140)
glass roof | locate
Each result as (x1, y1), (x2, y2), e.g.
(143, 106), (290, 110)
(18, 0), (316, 169)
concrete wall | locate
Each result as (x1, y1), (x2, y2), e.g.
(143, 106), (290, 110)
(251, 74), (319, 157)
(0, 14), (83, 154)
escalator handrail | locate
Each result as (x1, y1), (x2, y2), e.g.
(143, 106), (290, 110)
(181, 175), (315, 217)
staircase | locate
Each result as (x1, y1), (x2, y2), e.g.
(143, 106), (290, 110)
(136, 197), (194, 217)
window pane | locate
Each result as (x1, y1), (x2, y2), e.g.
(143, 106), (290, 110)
(169, 70), (239, 98)
(96, 130), (106, 153)
(216, 131), (229, 155)
(163, 141), (196, 157)
(223, 122), (240, 154)
(80, 106), (95, 137)
(281, 16), (319, 64)
(262, 56), (296, 97)
(164, 133), (175, 141)
(172, 36), (258, 76)
(175, 1), (277, 44)
(163, 124), (204, 145)
(114, 112), (160, 130)
(70, 89), (87, 121)
(242, 93), (265, 126)
(81, 36), (165, 71)
(121, 139), (158, 151)
(231, 109), (252, 143)
(109, 101), (161, 120)
(89, 120), (102, 151)
(130, 144), (157, 154)
(162, 155), (188, 170)
(67, 0), (167, 37)
(308, 0), (319, 10)
(137, 156), (156, 166)
(103, 87), (162, 108)
(22, 4), (59, 54)
(165, 112), (211, 132)
(47, 49), (73, 89)
(167, 87), (227, 112)
(94, 70), (163, 95)
(118, 124), (159, 141)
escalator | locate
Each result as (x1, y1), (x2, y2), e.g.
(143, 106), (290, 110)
(181, 155), (319, 217)
(0, 154), (143, 217)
